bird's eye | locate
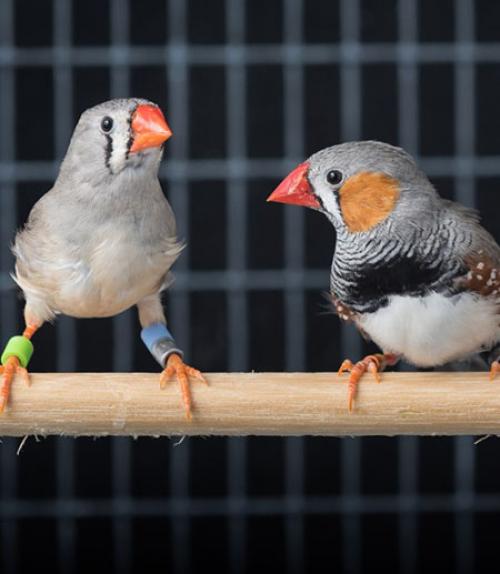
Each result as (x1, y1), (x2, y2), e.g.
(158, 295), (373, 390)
(326, 170), (343, 185)
(100, 116), (114, 133)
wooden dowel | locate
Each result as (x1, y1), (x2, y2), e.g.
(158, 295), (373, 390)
(0, 372), (498, 437)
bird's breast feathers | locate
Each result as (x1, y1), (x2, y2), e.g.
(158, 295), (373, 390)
(65, 228), (179, 316)
(357, 291), (499, 367)
(14, 221), (182, 319)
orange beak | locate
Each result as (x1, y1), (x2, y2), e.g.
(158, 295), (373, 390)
(129, 104), (172, 153)
(266, 162), (321, 209)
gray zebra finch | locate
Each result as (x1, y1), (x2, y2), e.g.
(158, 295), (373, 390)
(1, 98), (206, 418)
(268, 141), (500, 410)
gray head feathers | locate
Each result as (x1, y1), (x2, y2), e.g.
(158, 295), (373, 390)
(58, 98), (163, 189)
(306, 141), (446, 235)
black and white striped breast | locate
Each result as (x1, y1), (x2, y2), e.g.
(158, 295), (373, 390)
(330, 225), (466, 314)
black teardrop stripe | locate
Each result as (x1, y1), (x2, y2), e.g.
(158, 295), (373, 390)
(104, 134), (113, 170)
(125, 113), (133, 159)
(125, 136), (134, 159)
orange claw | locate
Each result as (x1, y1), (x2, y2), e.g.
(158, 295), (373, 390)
(159, 353), (207, 420)
(337, 353), (398, 412)
(0, 356), (31, 413)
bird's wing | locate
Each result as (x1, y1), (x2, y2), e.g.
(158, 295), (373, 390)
(455, 253), (500, 298)
(13, 208), (88, 302)
(443, 200), (500, 297)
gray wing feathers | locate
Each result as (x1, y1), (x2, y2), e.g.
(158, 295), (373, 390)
(442, 200), (500, 265)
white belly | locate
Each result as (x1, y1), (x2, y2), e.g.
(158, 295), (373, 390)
(357, 292), (500, 367)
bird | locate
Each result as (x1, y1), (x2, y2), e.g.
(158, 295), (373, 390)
(0, 98), (206, 418)
(267, 141), (500, 411)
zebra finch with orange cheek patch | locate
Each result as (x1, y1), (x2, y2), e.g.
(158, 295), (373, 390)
(268, 141), (500, 411)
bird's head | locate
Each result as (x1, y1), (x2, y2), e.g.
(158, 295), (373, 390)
(267, 141), (438, 234)
(61, 98), (172, 185)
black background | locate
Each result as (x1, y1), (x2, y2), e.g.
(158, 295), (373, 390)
(2, 1), (500, 573)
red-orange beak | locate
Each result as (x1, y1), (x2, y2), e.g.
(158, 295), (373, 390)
(266, 162), (321, 209)
(129, 104), (172, 153)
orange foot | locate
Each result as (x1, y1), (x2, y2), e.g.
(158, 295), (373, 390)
(160, 353), (207, 420)
(0, 356), (31, 413)
(490, 360), (500, 381)
(338, 353), (399, 412)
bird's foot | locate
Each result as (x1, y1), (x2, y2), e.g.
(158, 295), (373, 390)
(0, 356), (31, 413)
(159, 353), (207, 420)
(338, 352), (399, 412)
(489, 360), (500, 381)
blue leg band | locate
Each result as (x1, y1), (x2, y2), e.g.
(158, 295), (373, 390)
(141, 323), (184, 367)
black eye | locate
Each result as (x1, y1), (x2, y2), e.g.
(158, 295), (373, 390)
(101, 116), (114, 133)
(326, 170), (343, 185)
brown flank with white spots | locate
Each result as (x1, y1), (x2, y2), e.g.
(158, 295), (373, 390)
(331, 294), (356, 322)
(458, 255), (500, 298)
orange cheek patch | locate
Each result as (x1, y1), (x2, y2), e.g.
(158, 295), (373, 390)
(338, 171), (400, 232)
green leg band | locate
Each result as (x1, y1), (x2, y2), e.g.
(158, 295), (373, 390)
(1, 336), (34, 368)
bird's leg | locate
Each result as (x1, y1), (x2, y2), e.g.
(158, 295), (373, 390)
(160, 353), (207, 420)
(490, 360), (500, 381)
(138, 294), (207, 420)
(488, 343), (500, 380)
(0, 323), (39, 413)
(338, 352), (399, 412)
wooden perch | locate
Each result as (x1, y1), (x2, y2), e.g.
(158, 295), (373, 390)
(0, 372), (498, 437)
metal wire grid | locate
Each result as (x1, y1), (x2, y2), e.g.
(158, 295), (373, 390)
(0, 0), (17, 572)
(0, 0), (494, 572)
